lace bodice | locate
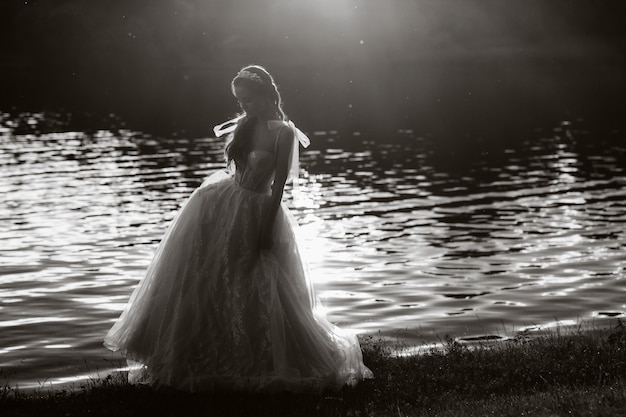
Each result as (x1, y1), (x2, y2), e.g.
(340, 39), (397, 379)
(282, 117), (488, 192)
(235, 150), (275, 193)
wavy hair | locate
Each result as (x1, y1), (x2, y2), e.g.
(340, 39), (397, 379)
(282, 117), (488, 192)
(224, 65), (286, 169)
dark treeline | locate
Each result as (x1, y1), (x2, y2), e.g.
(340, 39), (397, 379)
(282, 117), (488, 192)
(2, 0), (625, 136)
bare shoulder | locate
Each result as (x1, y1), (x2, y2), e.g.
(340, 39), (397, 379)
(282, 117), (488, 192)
(277, 123), (295, 150)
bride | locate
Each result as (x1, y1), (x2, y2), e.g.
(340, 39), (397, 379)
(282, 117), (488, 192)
(104, 65), (373, 392)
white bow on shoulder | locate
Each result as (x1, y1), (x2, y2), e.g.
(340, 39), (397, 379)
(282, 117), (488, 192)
(213, 116), (243, 138)
(214, 116), (310, 148)
(213, 116), (311, 183)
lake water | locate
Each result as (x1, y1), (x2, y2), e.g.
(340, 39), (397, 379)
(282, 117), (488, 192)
(1, 113), (625, 390)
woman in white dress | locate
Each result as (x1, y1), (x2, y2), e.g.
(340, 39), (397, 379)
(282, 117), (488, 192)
(104, 65), (372, 392)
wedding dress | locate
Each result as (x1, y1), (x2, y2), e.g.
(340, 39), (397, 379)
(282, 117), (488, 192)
(104, 120), (372, 392)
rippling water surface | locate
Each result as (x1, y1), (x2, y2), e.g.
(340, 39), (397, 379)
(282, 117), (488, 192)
(1, 113), (625, 389)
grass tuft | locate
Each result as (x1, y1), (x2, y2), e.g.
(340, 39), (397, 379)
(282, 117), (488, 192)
(2, 320), (626, 416)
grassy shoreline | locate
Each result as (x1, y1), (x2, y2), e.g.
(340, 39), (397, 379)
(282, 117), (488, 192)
(3, 320), (625, 417)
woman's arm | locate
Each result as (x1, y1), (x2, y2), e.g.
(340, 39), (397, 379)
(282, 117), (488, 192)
(259, 125), (295, 249)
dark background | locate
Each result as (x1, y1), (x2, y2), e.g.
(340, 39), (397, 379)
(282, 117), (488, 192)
(2, 0), (625, 137)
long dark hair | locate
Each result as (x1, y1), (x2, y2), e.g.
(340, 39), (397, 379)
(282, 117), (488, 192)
(224, 65), (286, 170)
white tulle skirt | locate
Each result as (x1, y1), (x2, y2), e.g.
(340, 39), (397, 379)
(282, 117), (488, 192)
(104, 171), (372, 392)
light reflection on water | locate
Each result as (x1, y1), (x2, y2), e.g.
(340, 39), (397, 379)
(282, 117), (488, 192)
(1, 114), (625, 389)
